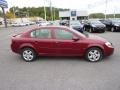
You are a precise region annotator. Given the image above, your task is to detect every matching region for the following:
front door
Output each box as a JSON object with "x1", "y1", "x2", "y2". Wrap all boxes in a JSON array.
[{"x1": 53, "y1": 28, "x2": 83, "y2": 56}]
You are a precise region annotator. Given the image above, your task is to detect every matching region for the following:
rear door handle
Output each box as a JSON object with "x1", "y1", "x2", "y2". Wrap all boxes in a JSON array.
[
  {"x1": 56, "y1": 41, "x2": 60, "y2": 43},
  {"x1": 34, "y1": 41, "x2": 38, "y2": 43}
]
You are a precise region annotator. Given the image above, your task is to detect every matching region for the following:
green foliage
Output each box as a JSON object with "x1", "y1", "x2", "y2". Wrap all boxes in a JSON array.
[
  {"x1": 9, "y1": 6, "x2": 60, "y2": 20},
  {"x1": 89, "y1": 13, "x2": 120, "y2": 19},
  {"x1": 89, "y1": 13, "x2": 105, "y2": 19},
  {"x1": 0, "y1": 11, "x2": 2, "y2": 17},
  {"x1": 6, "y1": 11, "x2": 14, "y2": 19},
  {"x1": 106, "y1": 14, "x2": 120, "y2": 18}
]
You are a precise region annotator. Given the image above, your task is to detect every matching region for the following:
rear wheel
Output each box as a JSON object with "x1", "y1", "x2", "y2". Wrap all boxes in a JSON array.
[
  {"x1": 83, "y1": 27, "x2": 86, "y2": 31},
  {"x1": 21, "y1": 48, "x2": 36, "y2": 62},
  {"x1": 111, "y1": 27, "x2": 115, "y2": 32},
  {"x1": 85, "y1": 47, "x2": 103, "y2": 62}
]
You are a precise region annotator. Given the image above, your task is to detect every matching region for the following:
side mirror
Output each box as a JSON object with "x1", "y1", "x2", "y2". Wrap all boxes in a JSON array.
[{"x1": 72, "y1": 36, "x2": 79, "y2": 41}]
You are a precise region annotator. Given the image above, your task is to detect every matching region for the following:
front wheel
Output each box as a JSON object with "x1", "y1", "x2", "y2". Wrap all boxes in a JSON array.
[
  {"x1": 21, "y1": 48, "x2": 36, "y2": 62},
  {"x1": 85, "y1": 47, "x2": 103, "y2": 62},
  {"x1": 89, "y1": 28, "x2": 93, "y2": 33}
]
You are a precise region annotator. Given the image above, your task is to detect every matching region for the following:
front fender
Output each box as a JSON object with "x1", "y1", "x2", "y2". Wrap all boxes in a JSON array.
[{"x1": 85, "y1": 44, "x2": 105, "y2": 55}]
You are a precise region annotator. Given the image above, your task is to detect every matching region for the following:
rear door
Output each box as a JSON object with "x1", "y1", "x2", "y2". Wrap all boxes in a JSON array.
[{"x1": 30, "y1": 28, "x2": 57, "y2": 55}]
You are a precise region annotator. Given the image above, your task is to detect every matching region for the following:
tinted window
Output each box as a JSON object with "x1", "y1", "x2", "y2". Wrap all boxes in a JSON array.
[
  {"x1": 31, "y1": 29, "x2": 51, "y2": 39},
  {"x1": 70, "y1": 20, "x2": 81, "y2": 26},
  {"x1": 55, "y1": 29, "x2": 73, "y2": 40}
]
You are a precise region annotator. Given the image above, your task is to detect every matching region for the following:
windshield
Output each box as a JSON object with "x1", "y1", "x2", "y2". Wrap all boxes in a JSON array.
[
  {"x1": 90, "y1": 20, "x2": 102, "y2": 24},
  {"x1": 70, "y1": 27, "x2": 86, "y2": 38},
  {"x1": 70, "y1": 21, "x2": 81, "y2": 26},
  {"x1": 112, "y1": 20, "x2": 120, "y2": 24}
]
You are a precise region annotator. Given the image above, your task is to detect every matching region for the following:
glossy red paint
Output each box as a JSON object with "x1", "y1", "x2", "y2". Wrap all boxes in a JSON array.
[{"x1": 11, "y1": 26, "x2": 114, "y2": 57}]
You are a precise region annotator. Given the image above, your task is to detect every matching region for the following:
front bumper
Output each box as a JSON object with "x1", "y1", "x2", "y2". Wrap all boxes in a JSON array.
[
  {"x1": 115, "y1": 26, "x2": 120, "y2": 31},
  {"x1": 92, "y1": 27, "x2": 105, "y2": 32},
  {"x1": 104, "y1": 45, "x2": 114, "y2": 56}
]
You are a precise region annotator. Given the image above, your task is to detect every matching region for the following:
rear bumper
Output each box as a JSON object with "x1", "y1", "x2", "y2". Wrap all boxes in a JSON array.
[{"x1": 11, "y1": 43, "x2": 20, "y2": 54}]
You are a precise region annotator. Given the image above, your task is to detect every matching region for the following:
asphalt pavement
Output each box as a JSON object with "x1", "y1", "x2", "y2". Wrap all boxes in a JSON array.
[{"x1": 0, "y1": 25, "x2": 120, "y2": 90}]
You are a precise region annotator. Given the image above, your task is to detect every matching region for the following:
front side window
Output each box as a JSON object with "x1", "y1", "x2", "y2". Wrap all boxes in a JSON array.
[
  {"x1": 55, "y1": 29, "x2": 74, "y2": 40},
  {"x1": 30, "y1": 29, "x2": 51, "y2": 39}
]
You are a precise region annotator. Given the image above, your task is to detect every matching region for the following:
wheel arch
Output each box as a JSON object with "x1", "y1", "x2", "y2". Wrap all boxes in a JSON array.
[
  {"x1": 85, "y1": 45, "x2": 105, "y2": 56},
  {"x1": 19, "y1": 44, "x2": 38, "y2": 54}
]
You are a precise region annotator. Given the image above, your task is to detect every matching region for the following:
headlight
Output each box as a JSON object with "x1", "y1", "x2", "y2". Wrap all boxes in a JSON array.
[
  {"x1": 115, "y1": 24, "x2": 119, "y2": 27},
  {"x1": 92, "y1": 25, "x2": 96, "y2": 27},
  {"x1": 105, "y1": 42, "x2": 113, "y2": 48}
]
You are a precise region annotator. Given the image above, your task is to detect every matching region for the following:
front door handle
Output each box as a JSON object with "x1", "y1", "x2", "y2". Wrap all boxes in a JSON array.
[{"x1": 34, "y1": 41, "x2": 38, "y2": 43}]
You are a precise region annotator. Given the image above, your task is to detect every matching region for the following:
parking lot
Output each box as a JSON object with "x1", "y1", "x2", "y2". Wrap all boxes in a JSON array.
[{"x1": 0, "y1": 25, "x2": 120, "y2": 90}]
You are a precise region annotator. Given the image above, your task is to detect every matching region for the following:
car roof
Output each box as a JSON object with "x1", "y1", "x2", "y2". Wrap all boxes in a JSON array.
[
  {"x1": 39, "y1": 25, "x2": 69, "y2": 29},
  {"x1": 29, "y1": 25, "x2": 70, "y2": 31}
]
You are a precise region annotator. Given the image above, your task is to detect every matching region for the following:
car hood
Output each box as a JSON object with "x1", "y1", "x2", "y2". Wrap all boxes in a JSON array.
[
  {"x1": 87, "y1": 34, "x2": 107, "y2": 42},
  {"x1": 71, "y1": 25, "x2": 83, "y2": 28},
  {"x1": 91, "y1": 24, "x2": 105, "y2": 27},
  {"x1": 113, "y1": 23, "x2": 120, "y2": 26}
]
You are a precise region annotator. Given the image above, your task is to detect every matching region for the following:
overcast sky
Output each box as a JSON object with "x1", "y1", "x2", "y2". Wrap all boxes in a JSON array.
[{"x1": 4, "y1": 0, "x2": 120, "y2": 14}]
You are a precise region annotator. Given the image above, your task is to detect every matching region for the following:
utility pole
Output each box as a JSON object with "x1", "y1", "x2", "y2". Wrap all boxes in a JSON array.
[
  {"x1": 2, "y1": 7, "x2": 7, "y2": 28},
  {"x1": 44, "y1": 0, "x2": 47, "y2": 21},
  {"x1": 87, "y1": 4, "x2": 90, "y2": 20},
  {"x1": 105, "y1": 0, "x2": 107, "y2": 20},
  {"x1": 50, "y1": 0, "x2": 53, "y2": 21},
  {"x1": 53, "y1": 7, "x2": 55, "y2": 20},
  {"x1": 114, "y1": 9, "x2": 115, "y2": 19},
  {"x1": 13, "y1": 7, "x2": 16, "y2": 18}
]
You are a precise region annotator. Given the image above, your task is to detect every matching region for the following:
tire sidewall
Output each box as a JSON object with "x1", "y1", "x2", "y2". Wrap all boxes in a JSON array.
[
  {"x1": 21, "y1": 48, "x2": 36, "y2": 62},
  {"x1": 85, "y1": 47, "x2": 103, "y2": 62},
  {"x1": 111, "y1": 27, "x2": 114, "y2": 32}
]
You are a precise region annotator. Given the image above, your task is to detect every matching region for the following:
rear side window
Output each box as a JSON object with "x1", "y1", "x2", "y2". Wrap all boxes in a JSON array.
[{"x1": 30, "y1": 29, "x2": 51, "y2": 39}]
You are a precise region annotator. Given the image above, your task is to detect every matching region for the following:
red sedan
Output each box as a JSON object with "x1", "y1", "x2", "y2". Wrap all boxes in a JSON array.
[{"x1": 11, "y1": 26, "x2": 114, "y2": 62}]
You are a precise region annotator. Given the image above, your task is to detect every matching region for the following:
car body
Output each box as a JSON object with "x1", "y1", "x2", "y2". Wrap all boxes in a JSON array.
[
  {"x1": 59, "y1": 20, "x2": 69, "y2": 26},
  {"x1": 100, "y1": 19, "x2": 120, "y2": 32},
  {"x1": 51, "y1": 20, "x2": 61, "y2": 26},
  {"x1": 69, "y1": 20, "x2": 84, "y2": 33},
  {"x1": 84, "y1": 20, "x2": 106, "y2": 33},
  {"x1": 23, "y1": 21, "x2": 36, "y2": 26},
  {"x1": 29, "y1": 21, "x2": 36, "y2": 25},
  {"x1": 23, "y1": 22, "x2": 30, "y2": 26},
  {"x1": 11, "y1": 26, "x2": 114, "y2": 62},
  {"x1": 38, "y1": 21, "x2": 50, "y2": 26},
  {"x1": 11, "y1": 22, "x2": 26, "y2": 27}
]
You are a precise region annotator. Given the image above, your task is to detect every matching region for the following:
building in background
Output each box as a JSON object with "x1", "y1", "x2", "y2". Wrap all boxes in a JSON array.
[{"x1": 59, "y1": 10, "x2": 88, "y2": 20}]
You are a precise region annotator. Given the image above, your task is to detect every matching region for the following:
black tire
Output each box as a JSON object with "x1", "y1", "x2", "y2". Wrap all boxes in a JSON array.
[
  {"x1": 111, "y1": 27, "x2": 115, "y2": 32},
  {"x1": 101, "y1": 30, "x2": 105, "y2": 33},
  {"x1": 85, "y1": 47, "x2": 103, "y2": 62},
  {"x1": 21, "y1": 48, "x2": 36, "y2": 62},
  {"x1": 89, "y1": 27, "x2": 93, "y2": 33},
  {"x1": 83, "y1": 27, "x2": 86, "y2": 31}
]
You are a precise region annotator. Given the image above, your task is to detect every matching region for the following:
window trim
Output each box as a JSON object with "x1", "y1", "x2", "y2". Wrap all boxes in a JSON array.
[
  {"x1": 30, "y1": 29, "x2": 52, "y2": 39},
  {"x1": 54, "y1": 29, "x2": 76, "y2": 40}
]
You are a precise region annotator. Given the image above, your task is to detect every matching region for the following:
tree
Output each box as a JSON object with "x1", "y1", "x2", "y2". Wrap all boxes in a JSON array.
[
  {"x1": 0, "y1": 10, "x2": 2, "y2": 17},
  {"x1": 6, "y1": 11, "x2": 14, "y2": 19},
  {"x1": 89, "y1": 13, "x2": 105, "y2": 19},
  {"x1": 10, "y1": 6, "x2": 19, "y2": 13},
  {"x1": 9, "y1": 6, "x2": 60, "y2": 20}
]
